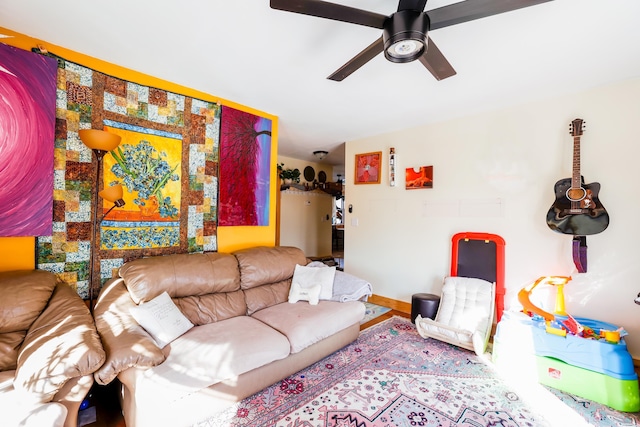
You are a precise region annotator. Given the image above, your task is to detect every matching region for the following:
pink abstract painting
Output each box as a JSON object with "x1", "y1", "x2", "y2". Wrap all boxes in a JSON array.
[
  {"x1": 219, "y1": 106, "x2": 272, "y2": 226},
  {"x1": 0, "y1": 44, "x2": 56, "y2": 236}
]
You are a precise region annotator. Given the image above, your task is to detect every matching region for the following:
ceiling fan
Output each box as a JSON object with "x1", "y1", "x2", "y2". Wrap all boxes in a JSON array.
[{"x1": 270, "y1": 0, "x2": 552, "y2": 81}]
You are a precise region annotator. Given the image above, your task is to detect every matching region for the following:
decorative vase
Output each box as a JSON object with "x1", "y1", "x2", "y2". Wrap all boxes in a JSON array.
[
  {"x1": 284, "y1": 178, "x2": 293, "y2": 185},
  {"x1": 138, "y1": 195, "x2": 159, "y2": 218}
]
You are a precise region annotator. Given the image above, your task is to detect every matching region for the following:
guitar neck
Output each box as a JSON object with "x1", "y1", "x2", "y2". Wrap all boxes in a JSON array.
[{"x1": 572, "y1": 135, "x2": 581, "y2": 188}]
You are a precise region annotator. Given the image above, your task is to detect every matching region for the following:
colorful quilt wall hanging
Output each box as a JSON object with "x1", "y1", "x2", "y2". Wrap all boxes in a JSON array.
[{"x1": 36, "y1": 55, "x2": 220, "y2": 298}]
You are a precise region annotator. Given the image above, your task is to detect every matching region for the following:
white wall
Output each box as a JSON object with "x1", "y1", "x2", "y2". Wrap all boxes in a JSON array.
[
  {"x1": 345, "y1": 77, "x2": 640, "y2": 357},
  {"x1": 278, "y1": 155, "x2": 335, "y2": 257},
  {"x1": 279, "y1": 189, "x2": 333, "y2": 257}
]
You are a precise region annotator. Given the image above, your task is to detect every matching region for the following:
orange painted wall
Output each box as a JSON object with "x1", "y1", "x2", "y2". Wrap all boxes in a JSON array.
[
  {"x1": 0, "y1": 237, "x2": 36, "y2": 270},
  {"x1": 0, "y1": 26, "x2": 277, "y2": 270}
]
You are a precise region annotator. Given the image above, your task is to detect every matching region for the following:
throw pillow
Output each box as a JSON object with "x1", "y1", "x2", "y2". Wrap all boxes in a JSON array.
[
  {"x1": 130, "y1": 291, "x2": 194, "y2": 348},
  {"x1": 288, "y1": 282, "x2": 321, "y2": 305},
  {"x1": 291, "y1": 264, "x2": 336, "y2": 301}
]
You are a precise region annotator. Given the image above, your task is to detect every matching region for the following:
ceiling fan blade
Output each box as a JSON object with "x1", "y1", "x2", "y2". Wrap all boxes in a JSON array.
[
  {"x1": 418, "y1": 37, "x2": 456, "y2": 81},
  {"x1": 428, "y1": 0, "x2": 553, "y2": 31},
  {"x1": 327, "y1": 37, "x2": 384, "y2": 81},
  {"x1": 270, "y1": 0, "x2": 387, "y2": 29},
  {"x1": 397, "y1": 0, "x2": 428, "y2": 12}
]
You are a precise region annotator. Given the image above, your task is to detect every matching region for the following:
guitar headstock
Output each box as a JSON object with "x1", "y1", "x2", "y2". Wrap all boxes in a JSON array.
[{"x1": 569, "y1": 118, "x2": 585, "y2": 136}]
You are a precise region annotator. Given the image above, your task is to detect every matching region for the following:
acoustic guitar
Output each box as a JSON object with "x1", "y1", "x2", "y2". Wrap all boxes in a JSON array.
[{"x1": 546, "y1": 118, "x2": 609, "y2": 235}]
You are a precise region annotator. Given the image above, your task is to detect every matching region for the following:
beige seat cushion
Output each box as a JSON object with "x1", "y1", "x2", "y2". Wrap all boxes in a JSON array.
[
  {"x1": 0, "y1": 371, "x2": 67, "y2": 427},
  {"x1": 251, "y1": 301, "x2": 365, "y2": 354},
  {"x1": 134, "y1": 316, "x2": 291, "y2": 402}
]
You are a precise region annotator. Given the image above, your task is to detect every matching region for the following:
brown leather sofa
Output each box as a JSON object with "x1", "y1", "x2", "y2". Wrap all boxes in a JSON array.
[
  {"x1": 0, "y1": 270, "x2": 106, "y2": 427},
  {"x1": 93, "y1": 246, "x2": 365, "y2": 427}
]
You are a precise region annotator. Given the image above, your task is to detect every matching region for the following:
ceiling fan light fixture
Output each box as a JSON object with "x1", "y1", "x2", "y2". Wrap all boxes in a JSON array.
[
  {"x1": 388, "y1": 39, "x2": 421, "y2": 58},
  {"x1": 383, "y1": 10, "x2": 429, "y2": 63}
]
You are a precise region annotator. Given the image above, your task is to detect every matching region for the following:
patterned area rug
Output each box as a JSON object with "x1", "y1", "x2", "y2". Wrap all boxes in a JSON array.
[
  {"x1": 361, "y1": 302, "x2": 391, "y2": 324},
  {"x1": 196, "y1": 316, "x2": 640, "y2": 427}
]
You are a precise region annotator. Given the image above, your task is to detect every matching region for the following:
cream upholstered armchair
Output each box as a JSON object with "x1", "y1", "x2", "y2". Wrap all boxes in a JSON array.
[
  {"x1": 0, "y1": 270, "x2": 105, "y2": 427},
  {"x1": 415, "y1": 276, "x2": 495, "y2": 356}
]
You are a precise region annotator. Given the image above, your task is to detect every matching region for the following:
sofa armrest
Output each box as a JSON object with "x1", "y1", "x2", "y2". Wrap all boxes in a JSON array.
[
  {"x1": 14, "y1": 283, "x2": 106, "y2": 402},
  {"x1": 93, "y1": 278, "x2": 165, "y2": 385}
]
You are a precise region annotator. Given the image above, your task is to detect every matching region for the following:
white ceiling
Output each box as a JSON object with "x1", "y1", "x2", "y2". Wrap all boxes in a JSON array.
[{"x1": 2, "y1": 1, "x2": 640, "y2": 167}]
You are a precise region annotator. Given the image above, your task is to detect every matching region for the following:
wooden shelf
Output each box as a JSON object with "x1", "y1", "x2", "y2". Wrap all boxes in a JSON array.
[{"x1": 280, "y1": 182, "x2": 343, "y2": 197}]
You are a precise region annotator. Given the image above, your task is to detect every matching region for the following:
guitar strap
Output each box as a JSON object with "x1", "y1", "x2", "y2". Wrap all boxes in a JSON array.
[{"x1": 572, "y1": 236, "x2": 587, "y2": 273}]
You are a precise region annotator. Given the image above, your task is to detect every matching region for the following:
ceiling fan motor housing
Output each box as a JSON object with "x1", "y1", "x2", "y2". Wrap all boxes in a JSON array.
[{"x1": 383, "y1": 10, "x2": 430, "y2": 63}]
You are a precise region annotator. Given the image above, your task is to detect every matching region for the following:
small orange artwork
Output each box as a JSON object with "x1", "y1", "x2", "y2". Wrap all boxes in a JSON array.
[
  {"x1": 406, "y1": 166, "x2": 433, "y2": 189},
  {"x1": 355, "y1": 151, "x2": 382, "y2": 184}
]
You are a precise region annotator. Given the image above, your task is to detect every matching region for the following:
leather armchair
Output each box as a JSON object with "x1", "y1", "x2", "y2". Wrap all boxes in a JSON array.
[{"x1": 0, "y1": 270, "x2": 105, "y2": 427}]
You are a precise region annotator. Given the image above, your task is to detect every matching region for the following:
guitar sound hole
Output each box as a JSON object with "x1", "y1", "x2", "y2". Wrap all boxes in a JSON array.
[{"x1": 566, "y1": 187, "x2": 586, "y2": 202}]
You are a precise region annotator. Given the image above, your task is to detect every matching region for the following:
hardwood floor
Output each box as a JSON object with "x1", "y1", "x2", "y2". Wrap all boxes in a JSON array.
[{"x1": 82, "y1": 297, "x2": 408, "y2": 427}]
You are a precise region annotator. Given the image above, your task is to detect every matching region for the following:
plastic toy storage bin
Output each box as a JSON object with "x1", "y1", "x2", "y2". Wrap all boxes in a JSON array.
[
  {"x1": 536, "y1": 355, "x2": 640, "y2": 412},
  {"x1": 493, "y1": 312, "x2": 640, "y2": 412},
  {"x1": 532, "y1": 315, "x2": 639, "y2": 412},
  {"x1": 530, "y1": 316, "x2": 636, "y2": 379}
]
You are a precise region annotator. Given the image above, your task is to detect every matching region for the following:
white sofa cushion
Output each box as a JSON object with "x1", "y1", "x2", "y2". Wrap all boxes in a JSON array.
[
  {"x1": 291, "y1": 264, "x2": 336, "y2": 300},
  {"x1": 136, "y1": 316, "x2": 291, "y2": 402},
  {"x1": 130, "y1": 291, "x2": 194, "y2": 348},
  {"x1": 305, "y1": 261, "x2": 372, "y2": 302},
  {"x1": 251, "y1": 300, "x2": 365, "y2": 353}
]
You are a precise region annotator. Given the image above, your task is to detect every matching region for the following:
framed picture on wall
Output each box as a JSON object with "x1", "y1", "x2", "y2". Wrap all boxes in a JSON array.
[
  {"x1": 406, "y1": 165, "x2": 433, "y2": 189},
  {"x1": 354, "y1": 151, "x2": 382, "y2": 184}
]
